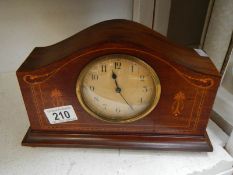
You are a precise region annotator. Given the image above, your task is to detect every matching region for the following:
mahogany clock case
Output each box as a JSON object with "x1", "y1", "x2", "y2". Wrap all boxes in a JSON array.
[{"x1": 17, "y1": 19, "x2": 220, "y2": 151}]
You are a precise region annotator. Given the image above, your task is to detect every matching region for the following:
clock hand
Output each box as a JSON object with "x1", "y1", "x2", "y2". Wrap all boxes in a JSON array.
[
  {"x1": 119, "y1": 92, "x2": 134, "y2": 111},
  {"x1": 112, "y1": 70, "x2": 120, "y2": 90},
  {"x1": 112, "y1": 70, "x2": 134, "y2": 111}
]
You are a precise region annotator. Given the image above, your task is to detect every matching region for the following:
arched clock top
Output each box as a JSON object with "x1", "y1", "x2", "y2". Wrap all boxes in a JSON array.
[{"x1": 17, "y1": 19, "x2": 220, "y2": 78}]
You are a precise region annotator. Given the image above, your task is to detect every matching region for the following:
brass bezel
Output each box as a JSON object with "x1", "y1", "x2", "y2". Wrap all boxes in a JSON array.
[{"x1": 76, "y1": 54, "x2": 161, "y2": 123}]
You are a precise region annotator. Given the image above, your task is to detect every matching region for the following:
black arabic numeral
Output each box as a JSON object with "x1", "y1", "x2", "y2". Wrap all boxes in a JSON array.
[
  {"x1": 139, "y1": 75, "x2": 145, "y2": 81},
  {"x1": 143, "y1": 86, "x2": 148, "y2": 92},
  {"x1": 91, "y1": 74, "x2": 98, "y2": 80},
  {"x1": 116, "y1": 108, "x2": 121, "y2": 113},
  {"x1": 115, "y1": 62, "x2": 121, "y2": 69},
  {"x1": 53, "y1": 112, "x2": 59, "y2": 120},
  {"x1": 59, "y1": 111, "x2": 64, "y2": 119},
  {"x1": 90, "y1": 86, "x2": 95, "y2": 91},
  {"x1": 101, "y1": 65, "x2": 107, "y2": 72},
  {"x1": 64, "y1": 111, "x2": 70, "y2": 118}
]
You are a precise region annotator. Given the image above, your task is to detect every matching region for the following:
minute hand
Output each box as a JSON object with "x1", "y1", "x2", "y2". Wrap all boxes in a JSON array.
[
  {"x1": 112, "y1": 71, "x2": 134, "y2": 111},
  {"x1": 119, "y1": 92, "x2": 134, "y2": 111}
]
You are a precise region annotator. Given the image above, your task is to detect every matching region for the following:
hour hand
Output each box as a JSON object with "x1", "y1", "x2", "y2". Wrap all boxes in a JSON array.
[
  {"x1": 112, "y1": 70, "x2": 120, "y2": 91},
  {"x1": 112, "y1": 70, "x2": 117, "y2": 79}
]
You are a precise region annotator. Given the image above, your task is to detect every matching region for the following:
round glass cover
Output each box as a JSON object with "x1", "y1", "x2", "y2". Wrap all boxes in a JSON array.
[{"x1": 76, "y1": 54, "x2": 161, "y2": 123}]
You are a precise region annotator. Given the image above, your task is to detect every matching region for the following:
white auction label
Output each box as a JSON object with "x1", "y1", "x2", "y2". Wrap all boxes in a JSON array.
[
  {"x1": 44, "y1": 105, "x2": 78, "y2": 124},
  {"x1": 194, "y1": 49, "x2": 208, "y2": 57}
]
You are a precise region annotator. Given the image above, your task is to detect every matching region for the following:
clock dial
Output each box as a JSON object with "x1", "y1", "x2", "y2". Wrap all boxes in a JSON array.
[{"x1": 76, "y1": 54, "x2": 161, "y2": 123}]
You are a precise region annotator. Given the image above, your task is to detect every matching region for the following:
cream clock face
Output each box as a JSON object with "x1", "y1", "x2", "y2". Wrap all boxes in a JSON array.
[{"x1": 76, "y1": 54, "x2": 161, "y2": 123}]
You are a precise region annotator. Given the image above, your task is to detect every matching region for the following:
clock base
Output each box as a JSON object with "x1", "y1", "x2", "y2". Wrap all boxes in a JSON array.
[{"x1": 22, "y1": 128, "x2": 213, "y2": 152}]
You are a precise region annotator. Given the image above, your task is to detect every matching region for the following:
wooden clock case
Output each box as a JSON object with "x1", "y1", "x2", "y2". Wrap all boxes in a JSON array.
[{"x1": 17, "y1": 19, "x2": 220, "y2": 151}]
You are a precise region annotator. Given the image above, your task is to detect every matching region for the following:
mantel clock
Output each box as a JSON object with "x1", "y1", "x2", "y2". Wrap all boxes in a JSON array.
[{"x1": 17, "y1": 19, "x2": 220, "y2": 151}]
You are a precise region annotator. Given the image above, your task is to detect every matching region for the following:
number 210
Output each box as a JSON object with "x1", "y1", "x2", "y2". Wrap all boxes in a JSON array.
[{"x1": 53, "y1": 111, "x2": 70, "y2": 120}]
